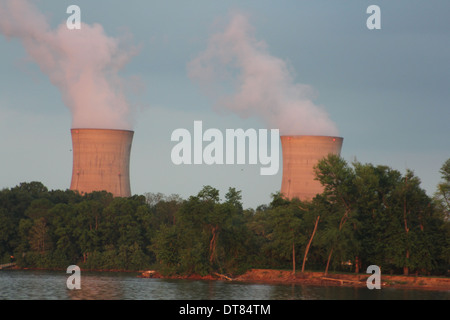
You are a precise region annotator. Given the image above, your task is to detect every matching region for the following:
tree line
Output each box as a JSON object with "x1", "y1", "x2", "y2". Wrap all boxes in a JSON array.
[{"x1": 0, "y1": 156, "x2": 449, "y2": 276}]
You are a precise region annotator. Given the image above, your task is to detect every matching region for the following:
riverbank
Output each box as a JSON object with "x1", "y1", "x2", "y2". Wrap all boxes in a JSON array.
[
  {"x1": 7, "y1": 265, "x2": 449, "y2": 292},
  {"x1": 140, "y1": 268, "x2": 450, "y2": 292}
]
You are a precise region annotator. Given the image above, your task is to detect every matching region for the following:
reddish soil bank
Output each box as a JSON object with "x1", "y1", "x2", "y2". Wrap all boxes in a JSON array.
[{"x1": 140, "y1": 269, "x2": 450, "y2": 292}]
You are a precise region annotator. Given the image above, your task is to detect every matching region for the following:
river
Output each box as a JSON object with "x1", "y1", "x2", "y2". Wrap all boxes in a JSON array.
[{"x1": 0, "y1": 269, "x2": 448, "y2": 300}]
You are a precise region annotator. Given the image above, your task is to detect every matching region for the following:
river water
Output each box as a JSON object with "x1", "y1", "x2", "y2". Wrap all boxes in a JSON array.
[{"x1": 0, "y1": 269, "x2": 448, "y2": 300}]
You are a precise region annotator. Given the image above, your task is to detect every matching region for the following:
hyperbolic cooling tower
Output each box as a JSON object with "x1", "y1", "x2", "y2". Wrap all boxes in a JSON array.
[
  {"x1": 70, "y1": 128, "x2": 134, "y2": 197},
  {"x1": 281, "y1": 135, "x2": 343, "y2": 201}
]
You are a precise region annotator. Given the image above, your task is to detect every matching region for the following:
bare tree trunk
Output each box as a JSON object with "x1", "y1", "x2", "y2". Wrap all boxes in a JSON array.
[
  {"x1": 324, "y1": 248, "x2": 333, "y2": 275},
  {"x1": 404, "y1": 250, "x2": 409, "y2": 276},
  {"x1": 209, "y1": 225, "x2": 219, "y2": 264},
  {"x1": 324, "y1": 210, "x2": 348, "y2": 275},
  {"x1": 292, "y1": 241, "x2": 296, "y2": 274},
  {"x1": 355, "y1": 256, "x2": 360, "y2": 273},
  {"x1": 403, "y1": 176, "x2": 410, "y2": 276},
  {"x1": 302, "y1": 215, "x2": 320, "y2": 273}
]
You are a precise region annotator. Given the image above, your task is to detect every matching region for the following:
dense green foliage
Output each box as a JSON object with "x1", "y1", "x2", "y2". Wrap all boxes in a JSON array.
[{"x1": 0, "y1": 157, "x2": 449, "y2": 276}]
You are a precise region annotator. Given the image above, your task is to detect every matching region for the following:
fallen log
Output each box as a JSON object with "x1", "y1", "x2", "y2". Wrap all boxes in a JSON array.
[
  {"x1": 320, "y1": 277, "x2": 362, "y2": 285},
  {"x1": 214, "y1": 273, "x2": 233, "y2": 281}
]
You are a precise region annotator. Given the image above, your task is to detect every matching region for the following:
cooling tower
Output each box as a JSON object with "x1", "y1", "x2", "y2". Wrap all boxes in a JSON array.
[
  {"x1": 70, "y1": 128, "x2": 134, "y2": 197},
  {"x1": 281, "y1": 135, "x2": 343, "y2": 201}
]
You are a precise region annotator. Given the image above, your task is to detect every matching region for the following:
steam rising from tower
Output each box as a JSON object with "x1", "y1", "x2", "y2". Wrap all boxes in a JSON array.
[
  {"x1": 0, "y1": 0, "x2": 138, "y2": 196},
  {"x1": 0, "y1": 0, "x2": 139, "y2": 130},
  {"x1": 189, "y1": 12, "x2": 344, "y2": 201},
  {"x1": 188, "y1": 12, "x2": 338, "y2": 136}
]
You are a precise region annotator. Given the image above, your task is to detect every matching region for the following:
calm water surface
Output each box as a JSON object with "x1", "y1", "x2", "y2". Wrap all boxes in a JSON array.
[{"x1": 0, "y1": 270, "x2": 448, "y2": 300}]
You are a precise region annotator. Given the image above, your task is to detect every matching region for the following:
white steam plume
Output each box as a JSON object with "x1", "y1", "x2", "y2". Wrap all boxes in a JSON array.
[
  {"x1": 188, "y1": 12, "x2": 338, "y2": 136},
  {"x1": 0, "y1": 0, "x2": 139, "y2": 130}
]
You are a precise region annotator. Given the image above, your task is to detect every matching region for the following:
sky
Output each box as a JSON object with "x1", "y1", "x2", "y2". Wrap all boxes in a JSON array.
[{"x1": 0, "y1": 0, "x2": 449, "y2": 209}]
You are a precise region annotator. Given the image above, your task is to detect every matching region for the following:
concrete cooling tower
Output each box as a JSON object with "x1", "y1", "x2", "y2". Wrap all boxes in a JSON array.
[
  {"x1": 70, "y1": 128, "x2": 134, "y2": 197},
  {"x1": 281, "y1": 135, "x2": 343, "y2": 201}
]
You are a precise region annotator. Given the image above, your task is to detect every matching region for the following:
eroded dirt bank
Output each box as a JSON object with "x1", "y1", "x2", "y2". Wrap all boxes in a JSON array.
[{"x1": 140, "y1": 268, "x2": 450, "y2": 291}]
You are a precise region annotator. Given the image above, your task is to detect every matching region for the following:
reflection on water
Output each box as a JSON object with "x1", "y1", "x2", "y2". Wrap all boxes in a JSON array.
[{"x1": 0, "y1": 270, "x2": 448, "y2": 300}]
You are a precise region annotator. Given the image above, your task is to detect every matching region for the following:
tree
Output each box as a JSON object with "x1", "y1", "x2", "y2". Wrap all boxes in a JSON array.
[
  {"x1": 314, "y1": 155, "x2": 356, "y2": 274},
  {"x1": 359, "y1": 168, "x2": 441, "y2": 275},
  {"x1": 159, "y1": 186, "x2": 220, "y2": 275},
  {"x1": 24, "y1": 198, "x2": 53, "y2": 220},
  {"x1": 435, "y1": 158, "x2": 450, "y2": 220},
  {"x1": 0, "y1": 208, "x2": 16, "y2": 263},
  {"x1": 263, "y1": 193, "x2": 305, "y2": 273},
  {"x1": 74, "y1": 200, "x2": 102, "y2": 263},
  {"x1": 28, "y1": 217, "x2": 51, "y2": 254},
  {"x1": 225, "y1": 187, "x2": 243, "y2": 212},
  {"x1": 268, "y1": 205, "x2": 303, "y2": 273},
  {"x1": 245, "y1": 205, "x2": 273, "y2": 268},
  {"x1": 151, "y1": 186, "x2": 252, "y2": 276},
  {"x1": 51, "y1": 203, "x2": 78, "y2": 266},
  {"x1": 435, "y1": 158, "x2": 450, "y2": 268},
  {"x1": 152, "y1": 224, "x2": 180, "y2": 274},
  {"x1": 351, "y1": 163, "x2": 401, "y2": 273},
  {"x1": 15, "y1": 181, "x2": 48, "y2": 197},
  {"x1": 301, "y1": 209, "x2": 320, "y2": 273}
]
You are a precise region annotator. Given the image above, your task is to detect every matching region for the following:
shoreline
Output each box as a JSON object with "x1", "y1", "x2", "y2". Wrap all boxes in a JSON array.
[
  {"x1": 5, "y1": 266, "x2": 449, "y2": 292},
  {"x1": 140, "y1": 268, "x2": 450, "y2": 292}
]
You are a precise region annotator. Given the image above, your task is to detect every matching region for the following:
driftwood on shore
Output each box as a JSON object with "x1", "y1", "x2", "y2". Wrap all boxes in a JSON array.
[
  {"x1": 214, "y1": 272, "x2": 233, "y2": 281},
  {"x1": 320, "y1": 277, "x2": 364, "y2": 285}
]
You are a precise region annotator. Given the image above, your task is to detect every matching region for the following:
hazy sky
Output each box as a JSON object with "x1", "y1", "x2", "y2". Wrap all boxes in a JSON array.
[{"x1": 1, "y1": 0, "x2": 449, "y2": 209}]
